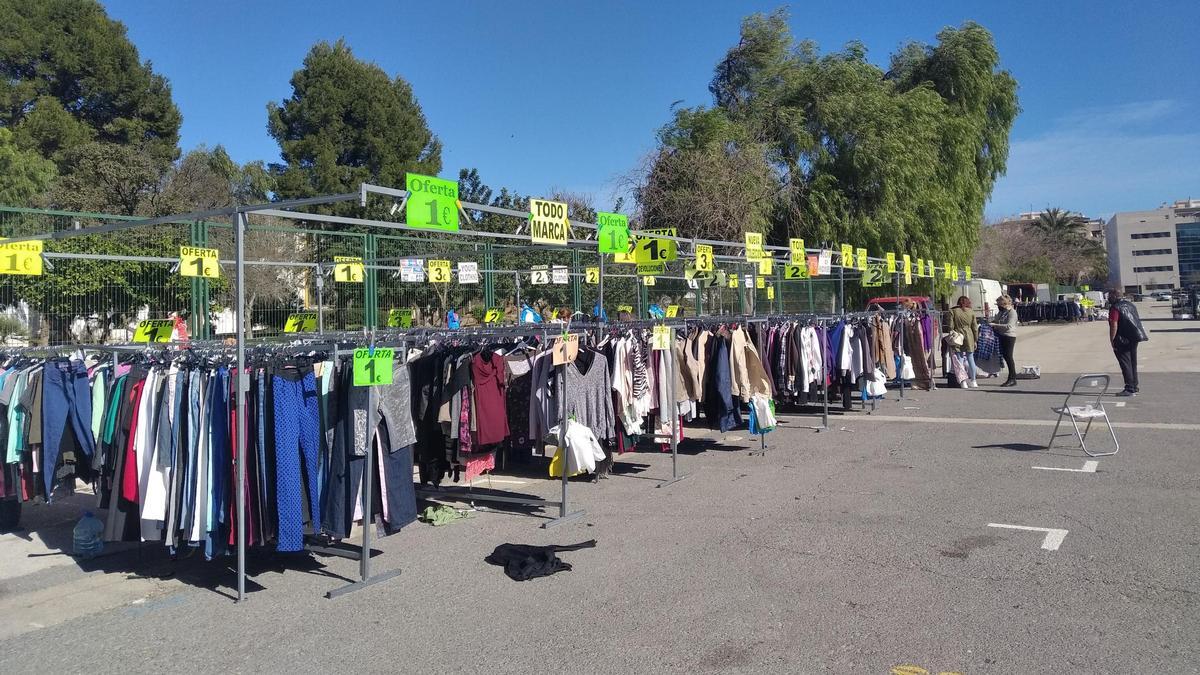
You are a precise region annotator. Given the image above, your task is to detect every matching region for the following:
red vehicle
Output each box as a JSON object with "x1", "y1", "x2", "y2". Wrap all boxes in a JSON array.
[{"x1": 865, "y1": 295, "x2": 933, "y2": 311}]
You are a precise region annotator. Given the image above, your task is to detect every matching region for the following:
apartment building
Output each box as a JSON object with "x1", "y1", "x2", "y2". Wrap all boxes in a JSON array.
[{"x1": 1105, "y1": 199, "x2": 1200, "y2": 293}]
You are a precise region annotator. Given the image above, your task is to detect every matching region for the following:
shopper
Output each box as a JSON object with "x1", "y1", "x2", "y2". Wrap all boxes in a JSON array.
[
  {"x1": 990, "y1": 294, "x2": 1019, "y2": 387},
  {"x1": 948, "y1": 296, "x2": 980, "y2": 388},
  {"x1": 1108, "y1": 289, "x2": 1148, "y2": 396}
]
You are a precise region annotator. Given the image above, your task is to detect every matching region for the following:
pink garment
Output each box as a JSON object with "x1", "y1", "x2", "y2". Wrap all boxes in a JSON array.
[{"x1": 462, "y1": 450, "x2": 496, "y2": 482}]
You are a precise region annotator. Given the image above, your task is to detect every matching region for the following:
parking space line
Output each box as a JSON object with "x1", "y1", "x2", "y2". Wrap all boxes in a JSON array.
[
  {"x1": 1032, "y1": 460, "x2": 1098, "y2": 473},
  {"x1": 987, "y1": 523, "x2": 1069, "y2": 551}
]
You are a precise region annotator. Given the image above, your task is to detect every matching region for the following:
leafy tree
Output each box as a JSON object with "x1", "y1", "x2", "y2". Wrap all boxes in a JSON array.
[
  {"x1": 0, "y1": 0, "x2": 181, "y2": 169},
  {"x1": 640, "y1": 9, "x2": 1019, "y2": 269},
  {"x1": 0, "y1": 128, "x2": 56, "y2": 206},
  {"x1": 51, "y1": 141, "x2": 170, "y2": 216},
  {"x1": 268, "y1": 39, "x2": 441, "y2": 209}
]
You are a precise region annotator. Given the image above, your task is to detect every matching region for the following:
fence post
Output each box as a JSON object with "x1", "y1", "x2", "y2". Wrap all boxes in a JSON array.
[
  {"x1": 483, "y1": 242, "x2": 495, "y2": 309},
  {"x1": 571, "y1": 248, "x2": 581, "y2": 312},
  {"x1": 364, "y1": 233, "x2": 378, "y2": 328},
  {"x1": 190, "y1": 220, "x2": 211, "y2": 339}
]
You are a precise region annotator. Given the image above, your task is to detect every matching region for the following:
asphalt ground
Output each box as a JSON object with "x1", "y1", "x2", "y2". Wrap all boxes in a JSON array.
[{"x1": 2, "y1": 367, "x2": 1197, "y2": 674}]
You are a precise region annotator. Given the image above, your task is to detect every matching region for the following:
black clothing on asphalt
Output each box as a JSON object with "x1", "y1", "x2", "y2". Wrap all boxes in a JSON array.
[{"x1": 485, "y1": 539, "x2": 597, "y2": 581}]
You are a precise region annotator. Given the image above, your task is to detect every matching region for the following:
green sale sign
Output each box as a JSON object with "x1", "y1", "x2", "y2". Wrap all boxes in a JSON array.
[
  {"x1": 405, "y1": 173, "x2": 460, "y2": 232},
  {"x1": 596, "y1": 212, "x2": 630, "y2": 253},
  {"x1": 353, "y1": 347, "x2": 395, "y2": 386}
]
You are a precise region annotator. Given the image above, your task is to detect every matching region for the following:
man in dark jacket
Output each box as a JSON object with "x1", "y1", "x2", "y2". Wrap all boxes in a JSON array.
[{"x1": 1108, "y1": 289, "x2": 1148, "y2": 396}]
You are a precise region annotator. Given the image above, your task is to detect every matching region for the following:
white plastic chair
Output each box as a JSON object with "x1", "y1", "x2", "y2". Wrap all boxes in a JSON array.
[{"x1": 1047, "y1": 373, "x2": 1119, "y2": 456}]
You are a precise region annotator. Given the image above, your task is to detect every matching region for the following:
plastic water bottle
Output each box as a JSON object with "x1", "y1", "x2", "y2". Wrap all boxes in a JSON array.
[{"x1": 72, "y1": 511, "x2": 104, "y2": 559}]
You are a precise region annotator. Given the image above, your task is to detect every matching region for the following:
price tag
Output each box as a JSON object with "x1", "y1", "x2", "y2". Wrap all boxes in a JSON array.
[
  {"x1": 728, "y1": 275, "x2": 738, "y2": 289},
  {"x1": 767, "y1": 285, "x2": 776, "y2": 300},
  {"x1": 596, "y1": 212, "x2": 630, "y2": 253},
  {"x1": 334, "y1": 256, "x2": 364, "y2": 283},
  {"x1": 0, "y1": 239, "x2": 44, "y2": 276},
  {"x1": 784, "y1": 263, "x2": 809, "y2": 280},
  {"x1": 903, "y1": 254, "x2": 912, "y2": 284},
  {"x1": 387, "y1": 308, "x2": 413, "y2": 328},
  {"x1": 352, "y1": 347, "x2": 395, "y2": 386},
  {"x1": 758, "y1": 256, "x2": 773, "y2": 275},
  {"x1": 179, "y1": 246, "x2": 220, "y2": 278},
  {"x1": 529, "y1": 198, "x2": 569, "y2": 245},
  {"x1": 405, "y1": 173, "x2": 460, "y2": 232},
  {"x1": 686, "y1": 266, "x2": 717, "y2": 288},
  {"x1": 817, "y1": 251, "x2": 832, "y2": 275},
  {"x1": 928, "y1": 260, "x2": 936, "y2": 277},
  {"x1": 530, "y1": 265, "x2": 549, "y2": 285},
  {"x1": 807, "y1": 254, "x2": 820, "y2": 278},
  {"x1": 789, "y1": 238, "x2": 805, "y2": 265},
  {"x1": 585, "y1": 266, "x2": 600, "y2": 284},
  {"x1": 943, "y1": 262, "x2": 952, "y2": 279},
  {"x1": 427, "y1": 259, "x2": 451, "y2": 283},
  {"x1": 695, "y1": 244, "x2": 713, "y2": 271},
  {"x1": 636, "y1": 261, "x2": 665, "y2": 276},
  {"x1": 651, "y1": 325, "x2": 671, "y2": 351},
  {"x1": 284, "y1": 312, "x2": 318, "y2": 333},
  {"x1": 917, "y1": 259, "x2": 925, "y2": 277},
  {"x1": 745, "y1": 232, "x2": 764, "y2": 261},
  {"x1": 886, "y1": 252, "x2": 896, "y2": 274},
  {"x1": 616, "y1": 304, "x2": 633, "y2": 314},
  {"x1": 964, "y1": 265, "x2": 972, "y2": 281},
  {"x1": 665, "y1": 305, "x2": 680, "y2": 318},
  {"x1": 133, "y1": 319, "x2": 174, "y2": 343},
  {"x1": 551, "y1": 265, "x2": 569, "y2": 284},
  {"x1": 457, "y1": 261, "x2": 479, "y2": 284},
  {"x1": 399, "y1": 258, "x2": 425, "y2": 282},
  {"x1": 643, "y1": 275, "x2": 656, "y2": 286},
  {"x1": 856, "y1": 248, "x2": 868, "y2": 271},
  {"x1": 952, "y1": 264, "x2": 960, "y2": 282},
  {"x1": 552, "y1": 334, "x2": 579, "y2": 365},
  {"x1": 840, "y1": 244, "x2": 854, "y2": 267},
  {"x1": 483, "y1": 308, "x2": 504, "y2": 324},
  {"x1": 862, "y1": 262, "x2": 886, "y2": 287},
  {"x1": 635, "y1": 227, "x2": 677, "y2": 263},
  {"x1": 755, "y1": 276, "x2": 765, "y2": 289},
  {"x1": 613, "y1": 241, "x2": 637, "y2": 264}
]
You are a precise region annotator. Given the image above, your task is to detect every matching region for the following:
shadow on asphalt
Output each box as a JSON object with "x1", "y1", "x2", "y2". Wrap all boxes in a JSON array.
[
  {"x1": 1150, "y1": 327, "x2": 1200, "y2": 333},
  {"x1": 972, "y1": 442, "x2": 1045, "y2": 452}
]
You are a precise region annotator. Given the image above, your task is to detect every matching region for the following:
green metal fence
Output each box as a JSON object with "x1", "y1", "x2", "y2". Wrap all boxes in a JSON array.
[{"x1": 1, "y1": 205, "x2": 926, "y2": 344}]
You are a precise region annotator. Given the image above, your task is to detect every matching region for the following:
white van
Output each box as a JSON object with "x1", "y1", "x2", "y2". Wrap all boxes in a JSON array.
[{"x1": 958, "y1": 278, "x2": 1004, "y2": 318}]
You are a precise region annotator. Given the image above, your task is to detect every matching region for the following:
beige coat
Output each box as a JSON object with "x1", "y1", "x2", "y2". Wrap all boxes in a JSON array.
[{"x1": 730, "y1": 327, "x2": 772, "y2": 403}]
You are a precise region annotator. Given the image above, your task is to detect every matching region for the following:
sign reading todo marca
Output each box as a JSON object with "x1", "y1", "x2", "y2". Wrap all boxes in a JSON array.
[
  {"x1": 405, "y1": 173, "x2": 460, "y2": 232},
  {"x1": 529, "y1": 199, "x2": 569, "y2": 245}
]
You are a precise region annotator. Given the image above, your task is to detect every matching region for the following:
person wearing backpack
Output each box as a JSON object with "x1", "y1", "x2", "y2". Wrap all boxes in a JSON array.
[{"x1": 1107, "y1": 289, "x2": 1148, "y2": 396}]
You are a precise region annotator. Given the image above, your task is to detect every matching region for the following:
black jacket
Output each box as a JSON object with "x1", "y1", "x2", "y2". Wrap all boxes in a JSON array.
[{"x1": 1113, "y1": 299, "x2": 1148, "y2": 343}]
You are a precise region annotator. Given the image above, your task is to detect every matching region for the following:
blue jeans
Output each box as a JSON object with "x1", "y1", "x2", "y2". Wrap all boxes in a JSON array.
[{"x1": 41, "y1": 360, "x2": 96, "y2": 499}]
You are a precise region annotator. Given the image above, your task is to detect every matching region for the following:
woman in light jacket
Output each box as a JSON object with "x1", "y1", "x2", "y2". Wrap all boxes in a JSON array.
[
  {"x1": 990, "y1": 294, "x2": 1019, "y2": 387},
  {"x1": 948, "y1": 296, "x2": 980, "y2": 388}
]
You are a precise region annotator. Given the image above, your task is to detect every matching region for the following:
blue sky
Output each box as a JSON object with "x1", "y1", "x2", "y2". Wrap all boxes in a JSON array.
[{"x1": 103, "y1": 0, "x2": 1199, "y2": 219}]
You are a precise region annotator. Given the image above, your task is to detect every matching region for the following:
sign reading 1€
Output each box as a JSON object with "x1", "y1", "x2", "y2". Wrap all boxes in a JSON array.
[
  {"x1": 529, "y1": 199, "x2": 569, "y2": 245},
  {"x1": 405, "y1": 173, "x2": 459, "y2": 232}
]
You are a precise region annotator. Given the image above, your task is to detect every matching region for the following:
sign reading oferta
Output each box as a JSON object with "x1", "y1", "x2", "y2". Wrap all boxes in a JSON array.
[{"x1": 405, "y1": 173, "x2": 460, "y2": 232}]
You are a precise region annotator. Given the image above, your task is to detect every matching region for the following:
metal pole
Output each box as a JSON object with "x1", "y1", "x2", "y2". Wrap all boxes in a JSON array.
[
  {"x1": 315, "y1": 265, "x2": 325, "y2": 335},
  {"x1": 361, "y1": 336, "x2": 376, "y2": 582},
  {"x1": 557, "y1": 363, "x2": 568, "y2": 517},
  {"x1": 598, "y1": 255, "x2": 605, "y2": 321},
  {"x1": 233, "y1": 210, "x2": 247, "y2": 603},
  {"x1": 839, "y1": 265, "x2": 845, "y2": 315},
  {"x1": 514, "y1": 272, "x2": 521, "y2": 314}
]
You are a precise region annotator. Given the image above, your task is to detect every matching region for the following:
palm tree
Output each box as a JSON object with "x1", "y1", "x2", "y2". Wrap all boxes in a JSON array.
[{"x1": 1029, "y1": 207, "x2": 1085, "y2": 240}]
